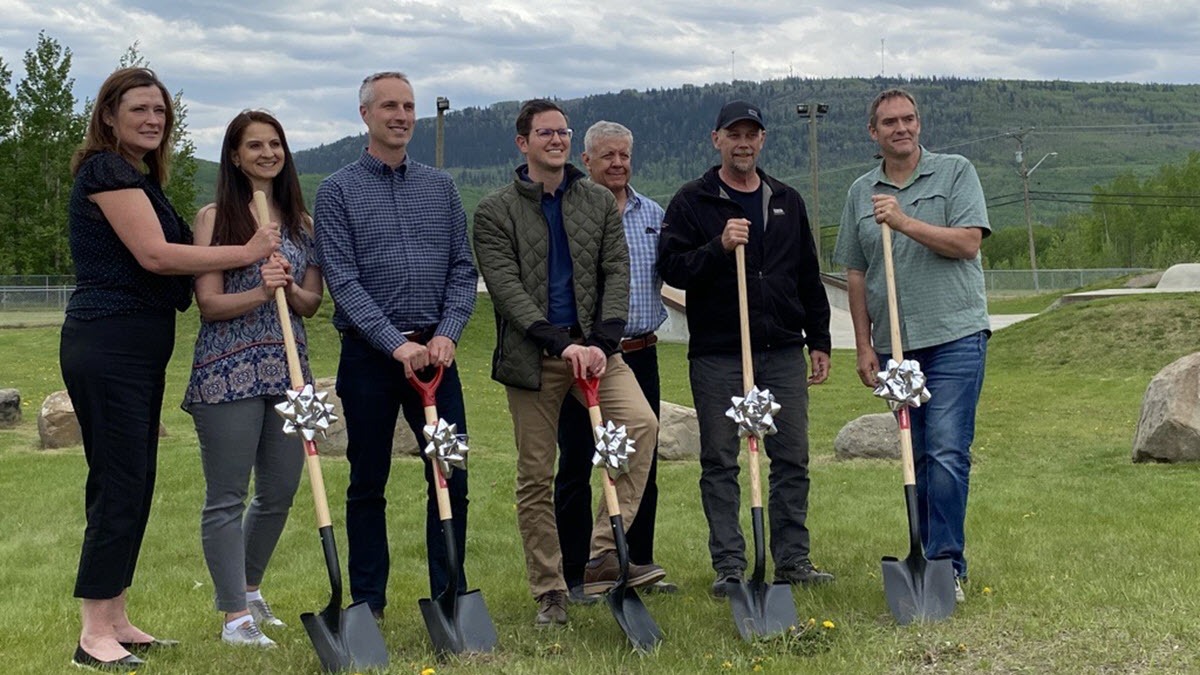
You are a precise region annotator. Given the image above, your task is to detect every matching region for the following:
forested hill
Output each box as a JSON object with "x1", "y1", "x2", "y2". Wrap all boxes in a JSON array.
[{"x1": 292, "y1": 76, "x2": 1200, "y2": 230}]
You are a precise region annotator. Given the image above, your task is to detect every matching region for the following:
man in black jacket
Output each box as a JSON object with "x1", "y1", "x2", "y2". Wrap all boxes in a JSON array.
[{"x1": 658, "y1": 100, "x2": 834, "y2": 596}]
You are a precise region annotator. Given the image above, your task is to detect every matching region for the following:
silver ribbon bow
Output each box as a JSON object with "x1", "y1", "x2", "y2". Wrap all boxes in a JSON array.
[
  {"x1": 274, "y1": 383, "x2": 338, "y2": 441},
  {"x1": 423, "y1": 418, "x2": 469, "y2": 478},
  {"x1": 592, "y1": 421, "x2": 635, "y2": 481},
  {"x1": 726, "y1": 386, "x2": 782, "y2": 438},
  {"x1": 873, "y1": 358, "x2": 932, "y2": 411}
]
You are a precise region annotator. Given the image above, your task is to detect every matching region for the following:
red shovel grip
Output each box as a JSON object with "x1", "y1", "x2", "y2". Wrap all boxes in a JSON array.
[
  {"x1": 574, "y1": 375, "x2": 601, "y2": 408},
  {"x1": 407, "y1": 365, "x2": 444, "y2": 406}
]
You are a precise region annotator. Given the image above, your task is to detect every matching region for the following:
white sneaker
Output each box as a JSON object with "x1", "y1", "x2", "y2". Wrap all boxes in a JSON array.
[
  {"x1": 222, "y1": 619, "x2": 276, "y2": 647},
  {"x1": 954, "y1": 578, "x2": 965, "y2": 603},
  {"x1": 248, "y1": 597, "x2": 286, "y2": 628}
]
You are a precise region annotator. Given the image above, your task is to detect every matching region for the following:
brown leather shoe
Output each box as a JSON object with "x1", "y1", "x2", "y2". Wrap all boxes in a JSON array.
[
  {"x1": 583, "y1": 552, "x2": 667, "y2": 595},
  {"x1": 535, "y1": 590, "x2": 568, "y2": 626}
]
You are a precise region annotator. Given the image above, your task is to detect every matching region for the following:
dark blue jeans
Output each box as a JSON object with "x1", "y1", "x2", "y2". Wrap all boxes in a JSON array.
[
  {"x1": 337, "y1": 333, "x2": 469, "y2": 608},
  {"x1": 554, "y1": 345, "x2": 661, "y2": 587},
  {"x1": 879, "y1": 330, "x2": 987, "y2": 579}
]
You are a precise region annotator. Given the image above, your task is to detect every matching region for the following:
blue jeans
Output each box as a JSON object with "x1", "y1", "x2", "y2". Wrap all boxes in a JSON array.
[
  {"x1": 879, "y1": 330, "x2": 987, "y2": 579},
  {"x1": 337, "y1": 333, "x2": 469, "y2": 608}
]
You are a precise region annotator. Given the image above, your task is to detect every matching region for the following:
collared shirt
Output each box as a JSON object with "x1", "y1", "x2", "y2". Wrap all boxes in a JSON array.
[
  {"x1": 314, "y1": 149, "x2": 477, "y2": 356},
  {"x1": 622, "y1": 185, "x2": 668, "y2": 337},
  {"x1": 833, "y1": 146, "x2": 991, "y2": 352},
  {"x1": 520, "y1": 168, "x2": 578, "y2": 327}
]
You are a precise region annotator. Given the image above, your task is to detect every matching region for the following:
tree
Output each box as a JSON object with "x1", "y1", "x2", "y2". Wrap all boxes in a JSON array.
[
  {"x1": 12, "y1": 32, "x2": 82, "y2": 274},
  {"x1": 0, "y1": 57, "x2": 17, "y2": 272}
]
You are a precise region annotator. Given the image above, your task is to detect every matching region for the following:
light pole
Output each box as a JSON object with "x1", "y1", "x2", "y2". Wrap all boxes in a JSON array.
[
  {"x1": 1018, "y1": 147, "x2": 1056, "y2": 292},
  {"x1": 435, "y1": 96, "x2": 450, "y2": 169},
  {"x1": 797, "y1": 103, "x2": 828, "y2": 257}
]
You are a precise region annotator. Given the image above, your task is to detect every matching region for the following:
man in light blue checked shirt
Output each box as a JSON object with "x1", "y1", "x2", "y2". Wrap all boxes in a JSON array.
[
  {"x1": 554, "y1": 121, "x2": 677, "y2": 602},
  {"x1": 314, "y1": 72, "x2": 477, "y2": 620}
]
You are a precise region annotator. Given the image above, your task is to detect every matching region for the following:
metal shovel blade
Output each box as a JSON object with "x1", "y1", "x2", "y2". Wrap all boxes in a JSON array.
[
  {"x1": 728, "y1": 507, "x2": 798, "y2": 641},
  {"x1": 881, "y1": 553, "x2": 956, "y2": 625},
  {"x1": 606, "y1": 585, "x2": 663, "y2": 652},
  {"x1": 301, "y1": 600, "x2": 388, "y2": 673},
  {"x1": 419, "y1": 589, "x2": 498, "y2": 655},
  {"x1": 728, "y1": 579, "x2": 798, "y2": 641},
  {"x1": 604, "y1": 515, "x2": 663, "y2": 652}
]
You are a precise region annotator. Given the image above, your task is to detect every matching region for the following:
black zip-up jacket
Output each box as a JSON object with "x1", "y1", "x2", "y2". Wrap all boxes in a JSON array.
[{"x1": 657, "y1": 165, "x2": 831, "y2": 358}]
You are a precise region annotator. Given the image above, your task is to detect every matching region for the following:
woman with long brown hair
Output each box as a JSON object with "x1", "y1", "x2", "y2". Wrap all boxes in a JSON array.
[
  {"x1": 182, "y1": 110, "x2": 322, "y2": 647},
  {"x1": 63, "y1": 68, "x2": 279, "y2": 670}
]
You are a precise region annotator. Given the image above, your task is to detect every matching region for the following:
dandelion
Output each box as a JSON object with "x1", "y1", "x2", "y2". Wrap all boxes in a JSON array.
[
  {"x1": 957, "y1": 643, "x2": 967, "y2": 652},
  {"x1": 822, "y1": 620, "x2": 835, "y2": 629},
  {"x1": 704, "y1": 653, "x2": 713, "y2": 660},
  {"x1": 722, "y1": 660, "x2": 733, "y2": 668},
  {"x1": 421, "y1": 668, "x2": 436, "y2": 675},
  {"x1": 753, "y1": 666, "x2": 763, "y2": 672},
  {"x1": 983, "y1": 586, "x2": 992, "y2": 595},
  {"x1": 807, "y1": 617, "x2": 816, "y2": 627}
]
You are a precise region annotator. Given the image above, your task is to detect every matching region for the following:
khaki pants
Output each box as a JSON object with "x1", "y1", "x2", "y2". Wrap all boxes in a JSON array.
[{"x1": 506, "y1": 354, "x2": 657, "y2": 598}]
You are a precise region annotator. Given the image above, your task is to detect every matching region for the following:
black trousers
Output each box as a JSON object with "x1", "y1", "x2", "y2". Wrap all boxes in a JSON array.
[
  {"x1": 336, "y1": 333, "x2": 469, "y2": 608},
  {"x1": 61, "y1": 311, "x2": 175, "y2": 599},
  {"x1": 555, "y1": 345, "x2": 661, "y2": 587}
]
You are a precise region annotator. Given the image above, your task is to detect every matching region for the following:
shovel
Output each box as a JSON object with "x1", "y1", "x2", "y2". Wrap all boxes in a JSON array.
[
  {"x1": 725, "y1": 244, "x2": 799, "y2": 642},
  {"x1": 408, "y1": 366, "x2": 498, "y2": 655},
  {"x1": 253, "y1": 192, "x2": 389, "y2": 671},
  {"x1": 575, "y1": 375, "x2": 663, "y2": 652},
  {"x1": 877, "y1": 221, "x2": 957, "y2": 625}
]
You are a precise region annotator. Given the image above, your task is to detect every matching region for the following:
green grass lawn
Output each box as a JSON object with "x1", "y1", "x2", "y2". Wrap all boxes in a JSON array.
[{"x1": 2, "y1": 294, "x2": 1199, "y2": 673}]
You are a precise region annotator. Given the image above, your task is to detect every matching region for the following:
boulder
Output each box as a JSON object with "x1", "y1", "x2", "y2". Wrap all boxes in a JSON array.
[
  {"x1": 1123, "y1": 270, "x2": 1163, "y2": 288},
  {"x1": 834, "y1": 413, "x2": 900, "y2": 460},
  {"x1": 0, "y1": 388, "x2": 19, "y2": 428},
  {"x1": 36, "y1": 390, "x2": 169, "y2": 450},
  {"x1": 1132, "y1": 353, "x2": 1200, "y2": 463},
  {"x1": 311, "y1": 377, "x2": 420, "y2": 457},
  {"x1": 38, "y1": 390, "x2": 82, "y2": 449},
  {"x1": 658, "y1": 401, "x2": 700, "y2": 460}
]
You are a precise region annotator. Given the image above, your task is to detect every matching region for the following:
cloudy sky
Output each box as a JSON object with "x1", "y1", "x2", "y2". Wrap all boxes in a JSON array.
[{"x1": 2, "y1": 0, "x2": 1198, "y2": 160}]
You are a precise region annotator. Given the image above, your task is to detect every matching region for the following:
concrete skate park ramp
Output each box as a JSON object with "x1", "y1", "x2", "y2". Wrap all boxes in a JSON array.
[
  {"x1": 1053, "y1": 263, "x2": 1200, "y2": 308},
  {"x1": 1157, "y1": 264, "x2": 1200, "y2": 290}
]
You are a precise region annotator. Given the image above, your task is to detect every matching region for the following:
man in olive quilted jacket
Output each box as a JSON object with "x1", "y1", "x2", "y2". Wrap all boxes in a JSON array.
[{"x1": 473, "y1": 99, "x2": 662, "y2": 627}]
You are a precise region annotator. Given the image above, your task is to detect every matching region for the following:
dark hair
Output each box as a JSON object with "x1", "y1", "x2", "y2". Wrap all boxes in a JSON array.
[
  {"x1": 515, "y1": 99, "x2": 567, "y2": 137},
  {"x1": 212, "y1": 110, "x2": 310, "y2": 246},
  {"x1": 72, "y1": 67, "x2": 174, "y2": 183},
  {"x1": 868, "y1": 88, "x2": 919, "y2": 128}
]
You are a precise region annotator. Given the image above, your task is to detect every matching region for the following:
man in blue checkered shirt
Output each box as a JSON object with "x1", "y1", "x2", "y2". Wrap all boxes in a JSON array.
[
  {"x1": 553, "y1": 121, "x2": 677, "y2": 604},
  {"x1": 314, "y1": 72, "x2": 478, "y2": 620}
]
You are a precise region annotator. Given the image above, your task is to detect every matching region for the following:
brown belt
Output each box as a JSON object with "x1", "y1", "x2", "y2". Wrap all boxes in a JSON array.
[{"x1": 620, "y1": 333, "x2": 658, "y2": 353}]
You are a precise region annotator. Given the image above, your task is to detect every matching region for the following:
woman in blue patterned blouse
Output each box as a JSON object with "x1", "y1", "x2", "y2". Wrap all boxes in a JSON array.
[{"x1": 182, "y1": 110, "x2": 323, "y2": 647}]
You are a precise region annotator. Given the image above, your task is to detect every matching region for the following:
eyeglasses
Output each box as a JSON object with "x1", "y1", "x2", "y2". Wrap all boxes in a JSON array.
[{"x1": 532, "y1": 128, "x2": 573, "y2": 140}]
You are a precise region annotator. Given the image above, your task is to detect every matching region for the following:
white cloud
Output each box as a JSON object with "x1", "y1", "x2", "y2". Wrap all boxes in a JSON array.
[{"x1": 1, "y1": 0, "x2": 1197, "y2": 159}]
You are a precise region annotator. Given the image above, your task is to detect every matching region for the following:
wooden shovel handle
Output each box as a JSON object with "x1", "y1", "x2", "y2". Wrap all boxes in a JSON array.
[
  {"x1": 576, "y1": 376, "x2": 621, "y2": 517},
  {"x1": 734, "y1": 245, "x2": 764, "y2": 509},
  {"x1": 408, "y1": 367, "x2": 452, "y2": 519},
  {"x1": 879, "y1": 224, "x2": 916, "y2": 486},
  {"x1": 253, "y1": 191, "x2": 332, "y2": 528}
]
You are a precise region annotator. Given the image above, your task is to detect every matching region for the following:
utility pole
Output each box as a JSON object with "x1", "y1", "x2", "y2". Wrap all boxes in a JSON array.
[
  {"x1": 435, "y1": 96, "x2": 450, "y2": 169},
  {"x1": 1008, "y1": 127, "x2": 1055, "y2": 292},
  {"x1": 797, "y1": 103, "x2": 829, "y2": 258},
  {"x1": 880, "y1": 39, "x2": 885, "y2": 77},
  {"x1": 731, "y1": 50, "x2": 735, "y2": 81}
]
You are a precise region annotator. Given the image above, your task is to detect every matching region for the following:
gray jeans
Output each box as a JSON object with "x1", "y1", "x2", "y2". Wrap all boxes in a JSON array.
[
  {"x1": 689, "y1": 346, "x2": 813, "y2": 574},
  {"x1": 192, "y1": 397, "x2": 304, "y2": 612}
]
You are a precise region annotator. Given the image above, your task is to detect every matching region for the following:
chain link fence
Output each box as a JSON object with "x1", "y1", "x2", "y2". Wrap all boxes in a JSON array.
[{"x1": 0, "y1": 276, "x2": 75, "y2": 311}]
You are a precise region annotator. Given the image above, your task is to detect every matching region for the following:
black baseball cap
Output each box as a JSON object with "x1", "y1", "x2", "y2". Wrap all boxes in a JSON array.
[{"x1": 715, "y1": 100, "x2": 765, "y2": 130}]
